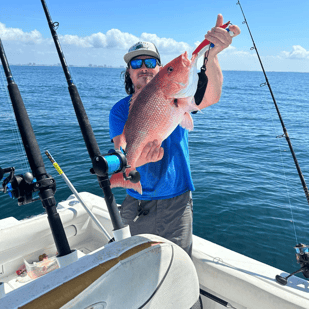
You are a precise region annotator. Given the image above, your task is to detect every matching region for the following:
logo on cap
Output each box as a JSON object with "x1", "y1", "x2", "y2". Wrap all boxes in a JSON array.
[{"x1": 130, "y1": 42, "x2": 150, "y2": 52}]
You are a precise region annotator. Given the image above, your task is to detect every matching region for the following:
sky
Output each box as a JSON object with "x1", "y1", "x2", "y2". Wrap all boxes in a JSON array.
[{"x1": 1, "y1": 0, "x2": 309, "y2": 72}]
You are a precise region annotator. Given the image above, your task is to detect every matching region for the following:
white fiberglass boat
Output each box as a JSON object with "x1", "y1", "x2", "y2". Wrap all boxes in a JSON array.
[{"x1": 0, "y1": 192, "x2": 308, "y2": 309}]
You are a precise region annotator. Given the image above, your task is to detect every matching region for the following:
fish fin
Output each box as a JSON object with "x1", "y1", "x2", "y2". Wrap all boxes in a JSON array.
[
  {"x1": 110, "y1": 171, "x2": 142, "y2": 194},
  {"x1": 180, "y1": 112, "x2": 194, "y2": 131},
  {"x1": 118, "y1": 132, "x2": 127, "y2": 151},
  {"x1": 191, "y1": 98, "x2": 203, "y2": 114}
]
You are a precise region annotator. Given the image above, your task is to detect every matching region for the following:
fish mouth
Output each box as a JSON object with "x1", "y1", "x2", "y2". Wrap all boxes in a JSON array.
[{"x1": 173, "y1": 52, "x2": 198, "y2": 98}]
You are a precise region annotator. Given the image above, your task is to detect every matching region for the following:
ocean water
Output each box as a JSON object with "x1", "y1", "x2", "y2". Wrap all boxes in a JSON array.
[{"x1": 1, "y1": 65, "x2": 309, "y2": 278}]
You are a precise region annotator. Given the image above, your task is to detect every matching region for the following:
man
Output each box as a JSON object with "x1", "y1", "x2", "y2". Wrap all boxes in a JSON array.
[{"x1": 109, "y1": 15, "x2": 240, "y2": 256}]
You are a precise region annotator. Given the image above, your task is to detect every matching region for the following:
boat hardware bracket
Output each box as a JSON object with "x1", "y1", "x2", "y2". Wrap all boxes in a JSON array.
[{"x1": 276, "y1": 243, "x2": 309, "y2": 285}]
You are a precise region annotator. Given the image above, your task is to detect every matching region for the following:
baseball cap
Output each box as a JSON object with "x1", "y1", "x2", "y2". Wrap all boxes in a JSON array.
[{"x1": 124, "y1": 41, "x2": 161, "y2": 64}]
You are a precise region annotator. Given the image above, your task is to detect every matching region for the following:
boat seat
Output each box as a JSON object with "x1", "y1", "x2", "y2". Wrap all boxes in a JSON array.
[{"x1": 1, "y1": 234, "x2": 200, "y2": 309}]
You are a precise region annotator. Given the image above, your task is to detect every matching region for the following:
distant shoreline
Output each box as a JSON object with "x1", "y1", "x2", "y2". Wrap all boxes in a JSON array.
[
  {"x1": 7, "y1": 64, "x2": 126, "y2": 69},
  {"x1": 5, "y1": 65, "x2": 309, "y2": 74}
]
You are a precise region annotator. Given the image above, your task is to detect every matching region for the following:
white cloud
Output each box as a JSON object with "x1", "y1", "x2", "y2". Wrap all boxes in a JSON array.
[
  {"x1": 280, "y1": 45, "x2": 309, "y2": 60},
  {"x1": 0, "y1": 20, "x2": 190, "y2": 54},
  {"x1": 59, "y1": 29, "x2": 139, "y2": 49},
  {"x1": 58, "y1": 34, "x2": 91, "y2": 48},
  {"x1": 105, "y1": 29, "x2": 138, "y2": 49},
  {"x1": 140, "y1": 33, "x2": 190, "y2": 54},
  {"x1": 0, "y1": 22, "x2": 43, "y2": 44},
  {"x1": 58, "y1": 30, "x2": 190, "y2": 55}
]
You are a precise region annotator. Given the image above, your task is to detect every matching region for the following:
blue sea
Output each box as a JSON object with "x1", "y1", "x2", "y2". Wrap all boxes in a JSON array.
[{"x1": 1, "y1": 65, "x2": 309, "y2": 278}]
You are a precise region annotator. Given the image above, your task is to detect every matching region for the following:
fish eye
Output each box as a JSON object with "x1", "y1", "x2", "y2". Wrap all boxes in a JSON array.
[{"x1": 167, "y1": 66, "x2": 173, "y2": 73}]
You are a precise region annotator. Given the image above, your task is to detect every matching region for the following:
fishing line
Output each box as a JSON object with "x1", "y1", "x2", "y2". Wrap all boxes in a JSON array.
[
  {"x1": 265, "y1": 96, "x2": 298, "y2": 243},
  {"x1": 0, "y1": 68, "x2": 30, "y2": 173},
  {"x1": 236, "y1": 1, "x2": 307, "y2": 242},
  {"x1": 261, "y1": 84, "x2": 299, "y2": 243}
]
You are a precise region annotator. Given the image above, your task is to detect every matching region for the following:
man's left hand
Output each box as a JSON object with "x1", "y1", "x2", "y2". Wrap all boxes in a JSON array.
[{"x1": 205, "y1": 14, "x2": 241, "y2": 58}]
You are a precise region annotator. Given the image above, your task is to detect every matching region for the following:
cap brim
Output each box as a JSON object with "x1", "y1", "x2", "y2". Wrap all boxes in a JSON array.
[{"x1": 124, "y1": 50, "x2": 160, "y2": 64}]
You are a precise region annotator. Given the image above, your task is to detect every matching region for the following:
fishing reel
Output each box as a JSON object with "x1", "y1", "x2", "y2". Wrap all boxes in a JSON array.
[
  {"x1": 91, "y1": 149, "x2": 140, "y2": 184},
  {"x1": 276, "y1": 243, "x2": 309, "y2": 285},
  {"x1": 0, "y1": 166, "x2": 56, "y2": 206}
]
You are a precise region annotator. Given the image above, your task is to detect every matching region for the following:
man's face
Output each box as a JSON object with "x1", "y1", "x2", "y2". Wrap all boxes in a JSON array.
[{"x1": 128, "y1": 55, "x2": 161, "y2": 92}]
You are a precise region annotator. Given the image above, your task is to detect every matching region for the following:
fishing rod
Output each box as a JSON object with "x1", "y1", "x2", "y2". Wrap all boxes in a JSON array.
[
  {"x1": 40, "y1": 0, "x2": 139, "y2": 240},
  {"x1": 236, "y1": 0, "x2": 309, "y2": 206},
  {"x1": 0, "y1": 39, "x2": 71, "y2": 257},
  {"x1": 236, "y1": 0, "x2": 309, "y2": 285}
]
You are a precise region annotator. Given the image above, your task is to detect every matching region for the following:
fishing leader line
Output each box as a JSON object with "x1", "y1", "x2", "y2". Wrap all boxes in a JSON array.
[{"x1": 236, "y1": 0, "x2": 309, "y2": 243}]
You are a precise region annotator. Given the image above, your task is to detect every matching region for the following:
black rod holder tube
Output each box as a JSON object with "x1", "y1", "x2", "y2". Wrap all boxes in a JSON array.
[
  {"x1": 0, "y1": 38, "x2": 71, "y2": 257},
  {"x1": 98, "y1": 175, "x2": 125, "y2": 228},
  {"x1": 41, "y1": 0, "x2": 125, "y2": 230}
]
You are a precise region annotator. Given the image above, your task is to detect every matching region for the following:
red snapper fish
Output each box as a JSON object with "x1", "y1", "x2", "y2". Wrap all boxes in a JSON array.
[{"x1": 110, "y1": 51, "x2": 200, "y2": 194}]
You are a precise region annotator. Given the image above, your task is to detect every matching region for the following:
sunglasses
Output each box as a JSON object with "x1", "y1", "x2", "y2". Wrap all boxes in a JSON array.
[{"x1": 130, "y1": 58, "x2": 158, "y2": 69}]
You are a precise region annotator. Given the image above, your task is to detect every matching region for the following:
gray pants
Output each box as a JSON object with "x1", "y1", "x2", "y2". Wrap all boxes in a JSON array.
[{"x1": 120, "y1": 191, "x2": 193, "y2": 256}]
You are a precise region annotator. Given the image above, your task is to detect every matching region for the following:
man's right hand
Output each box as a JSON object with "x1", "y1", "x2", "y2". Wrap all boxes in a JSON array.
[
  {"x1": 113, "y1": 135, "x2": 164, "y2": 167},
  {"x1": 136, "y1": 139, "x2": 164, "y2": 167}
]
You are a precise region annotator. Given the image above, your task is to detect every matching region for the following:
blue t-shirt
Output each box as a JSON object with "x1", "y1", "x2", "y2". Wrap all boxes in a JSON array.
[{"x1": 109, "y1": 95, "x2": 195, "y2": 200}]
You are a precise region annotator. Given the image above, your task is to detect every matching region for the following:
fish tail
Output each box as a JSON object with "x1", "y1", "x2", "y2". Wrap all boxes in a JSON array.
[{"x1": 110, "y1": 172, "x2": 142, "y2": 195}]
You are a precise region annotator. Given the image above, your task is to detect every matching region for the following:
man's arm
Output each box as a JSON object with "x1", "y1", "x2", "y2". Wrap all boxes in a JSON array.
[
  {"x1": 198, "y1": 14, "x2": 241, "y2": 110},
  {"x1": 199, "y1": 55, "x2": 223, "y2": 109}
]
